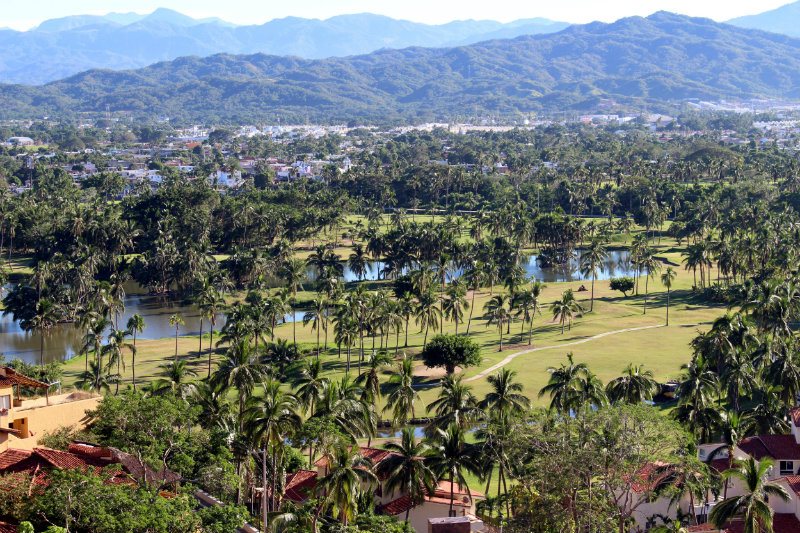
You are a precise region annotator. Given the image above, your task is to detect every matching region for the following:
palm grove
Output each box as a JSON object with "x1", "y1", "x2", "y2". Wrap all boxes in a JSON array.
[{"x1": 1, "y1": 121, "x2": 800, "y2": 531}]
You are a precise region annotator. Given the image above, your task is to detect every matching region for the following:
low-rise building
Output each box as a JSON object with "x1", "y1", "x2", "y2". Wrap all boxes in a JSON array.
[{"x1": 0, "y1": 367, "x2": 100, "y2": 453}]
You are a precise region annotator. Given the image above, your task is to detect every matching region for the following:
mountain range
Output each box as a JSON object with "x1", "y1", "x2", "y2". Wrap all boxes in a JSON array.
[
  {"x1": 3, "y1": 12, "x2": 800, "y2": 124},
  {"x1": 728, "y1": 1, "x2": 800, "y2": 37},
  {"x1": 0, "y1": 9, "x2": 568, "y2": 84}
]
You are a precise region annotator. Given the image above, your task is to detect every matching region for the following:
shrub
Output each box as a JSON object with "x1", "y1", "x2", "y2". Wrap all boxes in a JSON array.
[
  {"x1": 609, "y1": 277, "x2": 635, "y2": 297},
  {"x1": 421, "y1": 334, "x2": 482, "y2": 374}
]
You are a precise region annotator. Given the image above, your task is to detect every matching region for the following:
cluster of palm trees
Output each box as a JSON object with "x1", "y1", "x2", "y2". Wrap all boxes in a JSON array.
[{"x1": 179, "y1": 326, "x2": 533, "y2": 532}]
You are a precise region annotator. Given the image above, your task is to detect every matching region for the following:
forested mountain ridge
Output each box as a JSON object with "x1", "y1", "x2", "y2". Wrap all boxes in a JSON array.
[
  {"x1": 3, "y1": 12, "x2": 800, "y2": 124},
  {"x1": 0, "y1": 9, "x2": 567, "y2": 84}
]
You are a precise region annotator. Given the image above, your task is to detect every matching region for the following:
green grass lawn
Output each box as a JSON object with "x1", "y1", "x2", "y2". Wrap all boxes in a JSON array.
[{"x1": 61, "y1": 233, "x2": 726, "y2": 416}]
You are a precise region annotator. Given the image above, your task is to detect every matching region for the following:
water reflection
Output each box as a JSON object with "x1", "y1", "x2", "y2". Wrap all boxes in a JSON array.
[{"x1": 2, "y1": 250, "x2": 632, "y2": 364}]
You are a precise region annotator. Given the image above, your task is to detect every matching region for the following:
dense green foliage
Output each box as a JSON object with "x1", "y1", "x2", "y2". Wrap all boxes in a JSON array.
[
  {"x1": 3, "y1": 13, "x2": 800, "y2": 122},
  {"x1": 421, "y1": 334, "x2": 482, "y2": 374}
]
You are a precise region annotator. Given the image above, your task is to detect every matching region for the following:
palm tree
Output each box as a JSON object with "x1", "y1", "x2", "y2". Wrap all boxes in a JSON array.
[
  {"x1": 550, "y1": 289, "x2": 583, "y2": 334},
  {"x1": 605, "y1": 364, "x2": 659, "y2": 404},
  {"x1": 377, "y1": 428, "x2": 437, "y2": 522},
  {"x1": 479, "y1": 368, "x2": 530, "y2": 416},
  {"x1": 348, "y1": 244, "x2": 368, "y2": 281},
  {"x1": 484, "y1": 294, "x2": 511, "y2": 351},
  {"x1": 538, "y1": 353, "x2": 607, "y2": 413},
  {"x1": 427, "y1": 424, "x2": 482, "y2": 516},
  {"x1": 316, "y1": 446, "x2": 377, "y2": 526},
  {"x1": 640, "y1": 249, "x2": 662, "y2": 315},
  {"x1": 293, "y1": 358, "x2": 329, "y2": 417},
  {"x1": 710, "y1": 457, "x2": 789, "y2": 533},
  {"x1": 126, "y1": 314, "x2": 145, "y2": 390},
  {"x1": 244, "y1": 380, "x2": 301, "y2": 529},
  {"x1": 197, "y1": 283, "x2": 225, "y2": 375},
  {"x1": 153, "y1": 359, "x2": 197, "y2": 398},
  {"x1": 661, "y1": 266, "x2": 677, "y2": 326},
  {"x1": 464, "y1": 263, "x2": 485, "y2": 334},
  {"x1": 427, "y1": 374, "x2": 481, "y2": 431},
  {"x1": 355, "y1": 351, "x2": 392, "y2": 404},
  {"x1": 415, "y1": 287, "x2": 442, "y2": 349},
  {"x1": 76, "y1": 360, "x2": 120, "y2": 393},
  {"x1": 579, "y1": 239, "x2": 607, "y2": 312},
  {"x1": 103, "y1": 329, "x2": 136, "y2": 395},
  {"x1": 26, "y1": 298, "x2": 60, "y2": 368},
  {"x1": 79, "y1": 314, "x2": 110, "y2": 373},
  {"x1": 282, "y1": 257, "x2": 307, "y2": 347},
  {"x1": 211, "y1": 339, "x2": 267, "y2": 425},
  {"x1": 303, "y1": 295, "x2": 328, "y2": 359},
  {"x1": 384, "y1": 355, "x2": 420, "y2": 427},
  {"x1": 169, "y1": 313, "x2": 184, "y2": 362},
  {"x1": 397, "y1": 292, "x2": 415, "y2": 348},
  {"x1": 442, "y1": 280, "x2": 469, "y2": 335}
]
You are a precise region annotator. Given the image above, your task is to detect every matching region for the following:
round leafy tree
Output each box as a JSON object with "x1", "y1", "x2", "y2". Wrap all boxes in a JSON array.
[{"x1": 421, "y1": 334, "x2": 482, "y2": 375}]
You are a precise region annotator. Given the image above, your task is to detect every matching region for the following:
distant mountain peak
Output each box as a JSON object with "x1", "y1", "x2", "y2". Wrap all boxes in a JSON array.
[{"x1": 728, "y1": 1, "x2": 800, "y2": 37}]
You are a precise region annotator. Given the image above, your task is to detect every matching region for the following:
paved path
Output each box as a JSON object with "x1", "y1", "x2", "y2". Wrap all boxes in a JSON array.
[{"x1": 464, "y1": 324, "x2": 665, "y2": 383}]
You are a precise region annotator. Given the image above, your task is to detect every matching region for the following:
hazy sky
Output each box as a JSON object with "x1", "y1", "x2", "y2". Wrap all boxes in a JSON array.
[{"x1": 2, "y1": 0, "x2": 793, "y2": 30}]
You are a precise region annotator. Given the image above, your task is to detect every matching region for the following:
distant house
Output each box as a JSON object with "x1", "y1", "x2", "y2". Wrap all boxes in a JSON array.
[
  {"x1": 0, "y1": 366, "x2": 100, "y2": 453},
  {"x1": 279, "y1": 446, "x2": 485, "y2": 533},
  {"x1": 6, "y1": 137, "x2": 34, "y2": 146}
]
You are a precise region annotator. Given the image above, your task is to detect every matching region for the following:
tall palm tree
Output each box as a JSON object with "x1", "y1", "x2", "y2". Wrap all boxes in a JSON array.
[
  {"x1": 197, "y1": 282, "x2": 225, "y2": 373},
  {"x1": 303, "y1": 295, "x2": 328, "y2": 359},
  {"x1": 605, "y1": 363, "x2": 659, "y2": 404},
  {"x1": 293, "y1": 358, "x2": 329, "y2": 417},
  {"x1": 169, "y1": 313, "x2": 184, "y2": 361},
  {"x1": 384, "y1": 355, "x2": 420, "y2": 427},
  {"x1": 377, "y1": 428, "x2": 437, "y2": 522},
  {"x1": 103, "y1": 329, "x2": 136, "y2": 395},
  {"x1": 464, "y1": 262, "x2": 485, "y2": 335},
  {"x1": 710, "y1": 457, "x2": 789, "y2": 533},
  {"x1": 426, "y1": 424, "x2": 482, "y2": 516},
  {"x1": 126, "y1": 314, "x2": 145, "y2": 389},
  {"x1": 415, "y1": 287, "x2": 442, "y2": 349},
  {"x1": 355, "y1": 350, "x2": 392, "y2": 404},
  {"x1": 550, "y1": 289, "x2": 583, "y2": 334},
  {"x1": 479, "y1": 368, "x2": 530, "y2": 416},
  {"x1": 26, "y1": 298, "x2": 60, "y2": 368},
  {"x1": 484, "y1": 294, "x2": 511, "y2": 351},
  {"x1": 244, "y1": 380, "x2": 301, "y2": 529},
  {"x1": 316, "y1": 446, "x2": 377, "y2": 526},
  {"x1": 661, "y1": 267, "x2": 677, "y2": 326},
  {"x1": 579, "y1": 239, "x2": 607, "y2": 312},
  {"x1": 348, "y1": 244, "x2": 368, "y2": 282},
  {"x1": 211, "y1": 339, "x2": 268, "y2": 425},
  {"x1": 640, "y1": 249, "x2": 662, "y2": 315},
  {"x1": 281, "y1": 257, "x2": 307, "y2": 347},
  {"x1": 427, "y1": 374, "x2": 481, "y2": 431},
  {"x1": 442, "y1": 280, "x2": 469, "y2": 335}
]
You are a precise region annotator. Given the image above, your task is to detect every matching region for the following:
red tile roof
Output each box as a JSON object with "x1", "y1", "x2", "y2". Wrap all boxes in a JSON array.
[
  {"x1": 382, "y1": 495, "x2": 415, "y2": 516},
  {"x1": 0, "y1": 521, "x2": 17, "y2": 533},
  {"x1": 0, "y1": 449, "x2": 31, "y2": 470},
  {"x1": 739, "y1": 435, "x2": 800, "y2": 460},
  {"x1": 688, "y1": 514, "x2": 800, "y2": 532},
  {"x1": 791, "y1": 408, "x2": 800, "y2": 428},
  {"x1": 0, "y1": 367, "x2": 49, "y2": 389},
  {"x1": 33, "y1": 447, "x2": 106, "y2": 472},
  {"x1": 284, "y1": 470, "x2": 317, "y2": 502},
  {"x1": 782, "y1": 475, "x2": 800, "y2": 496}
]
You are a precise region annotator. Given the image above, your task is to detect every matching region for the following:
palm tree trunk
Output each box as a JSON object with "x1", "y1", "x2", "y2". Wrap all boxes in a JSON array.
[
  {"x1": 467, "y1": 289, "x2": 476, "y2": 334},
  {"x1": 132, "y1": 341, "x2": 137, "y2": 390},
  {"x1": 198, "y1": 318, "x2": 203, "y2": 354},
  {"x1": 262, "y1": 446, "x2": 269, "y2": 532},
  {"x1": 644, "y1": 276, "x2": 649, "y2": 315},
  {"x1": 666, "y1": 289, "x2": 670, "y2": 326},
  {"x1": 174, "y1": 327, "x2": 179, "y2": 361},
  {"x1": 405, "y1": 317, "x2": 409, "y2": 347},
  {"x1": 590, "y1": 272, "x2": 595, "y2": 312}
]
